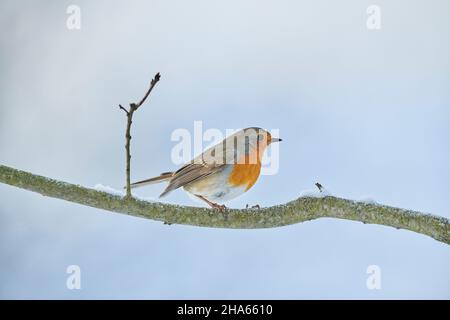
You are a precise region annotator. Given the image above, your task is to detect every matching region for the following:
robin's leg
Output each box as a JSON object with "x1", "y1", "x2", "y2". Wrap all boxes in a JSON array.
[{"x1": 195, "y1": 195, "x2": 227, "y2": 211}]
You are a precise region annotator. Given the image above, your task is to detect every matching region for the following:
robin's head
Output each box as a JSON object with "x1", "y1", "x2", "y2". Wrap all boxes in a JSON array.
[
  {"x1": 201, "y1": 127, "x2": 282, "y2": 166},
  {"x1": 243, "y1": 127, "x2": 282, "y2": 146},
  {"x1": 236, "y1": 127, "x2": 282, "y2": 158}
]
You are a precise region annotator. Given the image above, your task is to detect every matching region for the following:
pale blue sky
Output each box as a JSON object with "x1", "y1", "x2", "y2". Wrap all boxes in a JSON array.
[{"x1": 1, "y1": 0, "x2": 449, "y2": 299}]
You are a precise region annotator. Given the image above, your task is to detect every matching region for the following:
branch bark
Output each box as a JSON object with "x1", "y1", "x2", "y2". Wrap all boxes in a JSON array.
[
  {"x1": 1, "y1": 164, "x2": 449, "y2": 245},
  {"x1": 119, "y1": 72, "x2": 161, "y2": 198}
]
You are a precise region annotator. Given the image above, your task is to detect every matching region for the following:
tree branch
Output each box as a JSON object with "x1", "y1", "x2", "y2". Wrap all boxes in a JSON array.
[
  {"x1": 120, "y1": 73, "x2": 161, "y2": 198},
  {"x1": 1, "y1": 164, "x2": 448, "y2": 245}
]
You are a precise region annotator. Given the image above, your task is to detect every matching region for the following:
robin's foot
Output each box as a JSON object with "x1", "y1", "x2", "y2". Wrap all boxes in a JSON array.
[
  {"x1": 210, "y1": 203, "x2": 227, "y2": 211},
  {"x1": 246, "y1": 204, "x2": 261, "y2": 209},
  {"x1": 195, "y1": 194, "x2": 227, "y2": 211}
]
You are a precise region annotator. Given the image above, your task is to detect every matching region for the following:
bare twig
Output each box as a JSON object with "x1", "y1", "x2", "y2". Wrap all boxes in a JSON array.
[
  {"x1": 315, "y1": 182, "x2": 323, "y2": 192},
  {"x1": 118, "y1": 104, "x2": 129, "y2": 115},
  {"x1": 135, "y1": 73, "x2": 161, "y2": 109},
  {"x1": 120, "y1": 73, "x2": 161, "y2": 198},
  {"x1": 1, "y1": 164, "x2": 449, "y2": 245}
]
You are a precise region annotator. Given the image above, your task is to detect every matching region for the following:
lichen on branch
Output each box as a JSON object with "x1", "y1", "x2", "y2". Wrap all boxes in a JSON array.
[{"x1": 1, "y1": 164, "x2": 449, "y2": 245}]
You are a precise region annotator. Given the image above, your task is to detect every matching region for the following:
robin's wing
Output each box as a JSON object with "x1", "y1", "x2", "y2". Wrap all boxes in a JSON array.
[
  {"x1": 159, "y1": 163, "x2": 227, "y2": 197},
  {"x1": 159, "y1": 136, "x2": 240, "y2": 197}
]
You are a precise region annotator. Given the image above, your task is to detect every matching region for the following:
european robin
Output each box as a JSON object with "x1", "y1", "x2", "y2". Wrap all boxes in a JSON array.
[{"x1": 130, "y1": 127, "x2": 282, "y2": 209}]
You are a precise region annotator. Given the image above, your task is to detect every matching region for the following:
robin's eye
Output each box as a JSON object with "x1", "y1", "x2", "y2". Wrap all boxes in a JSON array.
[{"x1": 257, "y1": 134, "x2": 265, "y2": 141}]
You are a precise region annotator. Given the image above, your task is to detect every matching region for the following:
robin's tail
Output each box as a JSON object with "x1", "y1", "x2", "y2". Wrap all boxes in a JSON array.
[{"x1": 130, "y1": 172, "x2": 173, "y2": 189}]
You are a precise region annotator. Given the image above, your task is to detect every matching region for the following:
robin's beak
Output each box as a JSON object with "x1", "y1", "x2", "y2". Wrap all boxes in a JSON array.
[{"x1": 271, "y1": 138, "x2": 282, "y2": 143}]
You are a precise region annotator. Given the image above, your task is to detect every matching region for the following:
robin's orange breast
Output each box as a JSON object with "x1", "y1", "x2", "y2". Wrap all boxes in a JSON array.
[{"x1": 228, "y1": 152, "x2": 262, "y2": 191}]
